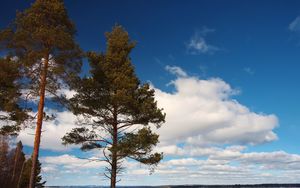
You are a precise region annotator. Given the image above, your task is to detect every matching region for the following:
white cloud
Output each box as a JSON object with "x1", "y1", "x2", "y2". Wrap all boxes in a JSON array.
[
  {"x1": 289, "y1": 16, "x2": 300, "y2": 32},
  {"x1": 41, "y1": 154, "x2": 106, "y2": 169},
  {"x1": 40, "y1": 148, "x2": 300, "y2": 186},
  {"x1": 126, "y1": 146, "x2": 300, "y2": 185},
  {"x1": 155, "y1": 66, "x2": 278, "y2": 146},
  {"x1": 165, "y1": 65, "x2": 187, "y2": 77},
  {"x1": 187, "y1": 28, "x2": 219, "y2": 55},
  {"x1": 40, "y1": 154, "x2": 107, "y2": 186},
  {"x1": 19, "y1": 65, "x2": 278, "y2": 152},
  {"x1": 240, "y1": 151, "x2": 300, "y2": 170},
  {"x1": 18, "y1": 109, "x2": 78, "y2": 151}
]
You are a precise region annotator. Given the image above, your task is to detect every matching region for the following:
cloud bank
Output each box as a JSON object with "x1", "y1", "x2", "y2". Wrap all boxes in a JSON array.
[
  {"x1": 155, "y1": 66, "x2": 278, "y2": 146},
  {"x1": 41, "y1": 148, "x2": 300, "y2": 186}
]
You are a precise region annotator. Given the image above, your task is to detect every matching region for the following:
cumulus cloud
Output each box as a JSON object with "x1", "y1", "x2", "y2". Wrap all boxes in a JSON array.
[
  {"x1": 18, "y1": 109, "x2": 78, "y2": 151},
  {"x1": 187, "y1": 27, "x2": 219, "y2": 55},
  {"x1": 155, "y1": 66, "x2": 278, "y2": 146},
  {"x1": 18, "y1": 65, "x2": 278, "y2": 152}
]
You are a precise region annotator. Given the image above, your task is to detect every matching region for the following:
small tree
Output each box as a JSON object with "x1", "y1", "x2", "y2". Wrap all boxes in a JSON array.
[
  {"x1": 18, "y1": 157, "x2": 46, "y2": 188},
  {"x1": 0, "y1": 0, "x2": 82, "y2": 187},
  {"x1": 63, "y1": 25, "x2": 165, "y2": 188}
]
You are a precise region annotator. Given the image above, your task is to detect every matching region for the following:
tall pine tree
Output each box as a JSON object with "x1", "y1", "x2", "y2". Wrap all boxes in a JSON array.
[
  {"x1": 0, "y1": 1, "x2": 82, "y2": 187},
  {"x1": 63, "y1": 25, "x2": 165, "y2": 188}
]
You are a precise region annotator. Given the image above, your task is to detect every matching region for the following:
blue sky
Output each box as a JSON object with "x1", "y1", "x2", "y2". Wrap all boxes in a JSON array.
[{"x1": 2, "y1": 0, "x2": 300, "y2": 186}]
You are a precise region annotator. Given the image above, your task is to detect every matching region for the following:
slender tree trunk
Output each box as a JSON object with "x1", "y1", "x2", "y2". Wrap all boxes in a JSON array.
[
  {"x1": 111, "y1": 126, "x2": 117, "y2": 188},
  {"x1": 29, "y1": 56, "x2": 49, "y2": 188},
  {"x1": 110, "y1": 110, "x2": 118, "y2": 188},
  {"x1": 111, "y1": 152, "x2": 117, "y2": 188}
]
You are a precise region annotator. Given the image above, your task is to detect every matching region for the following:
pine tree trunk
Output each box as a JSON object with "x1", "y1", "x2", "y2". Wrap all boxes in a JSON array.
[
  {"x1": 29, "y1": 56, "x2": 49, "y2": 188},
  {"x1": 111, "y1": 156, "x2": 117, "y2": 188},
  {"x1": 111, "y1": 110, "x2": 118, "y2": 188},
  {"x1": 111, "y1": 125, "x2": 117, "y2": 188}
]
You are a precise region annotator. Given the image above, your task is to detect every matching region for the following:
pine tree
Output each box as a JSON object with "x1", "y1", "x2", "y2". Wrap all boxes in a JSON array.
[
  {"x1": 10, "y1": 141, "x2": 26, "y2": 188},
  {"x1": 18, "y1": 157, "x2": 46, "y2": 188},
  {"x1": 62, "y1": 25, "x2": 165, "y2": 188},
  {"x1": 0, "y1": 1, "x2": 82, "y2": 187},
  {"x1": 0, "y1": 138, "x2": 45, "y2": 188}
]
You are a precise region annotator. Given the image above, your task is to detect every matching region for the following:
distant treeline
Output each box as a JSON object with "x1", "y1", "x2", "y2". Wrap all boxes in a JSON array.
[
  {"x1": 45, "y1": 184, "x2": 300, "y2": 188},
  {"x1": 0, "y1": 136, "x2": 46, "y2": 188}
]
